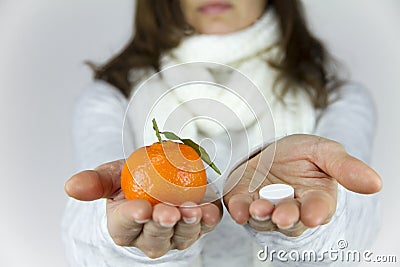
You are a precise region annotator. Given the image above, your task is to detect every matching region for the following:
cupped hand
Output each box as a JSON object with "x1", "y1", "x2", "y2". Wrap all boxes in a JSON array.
[
  {"x1": 223, "y1": 134, "x2": 382, "y2": 237},
  {"x1": 64, "y1": 160, "x2": 222, "y2": 259}
]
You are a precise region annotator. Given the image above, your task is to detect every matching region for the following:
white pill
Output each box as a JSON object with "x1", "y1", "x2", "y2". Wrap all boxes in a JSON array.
[{"x1": 259, "y1": 184, "x2": 294, "y2": 205}]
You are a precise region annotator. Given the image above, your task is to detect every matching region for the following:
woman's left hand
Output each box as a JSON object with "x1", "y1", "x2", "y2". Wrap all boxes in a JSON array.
[{"x1": 223, "y1": 134, "x2": 382, "y2": 237}]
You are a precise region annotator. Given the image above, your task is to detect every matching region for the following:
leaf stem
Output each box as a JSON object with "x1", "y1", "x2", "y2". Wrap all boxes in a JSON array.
[{"x1": 152, "y1": 118, "x2": 163, "y2": 143}]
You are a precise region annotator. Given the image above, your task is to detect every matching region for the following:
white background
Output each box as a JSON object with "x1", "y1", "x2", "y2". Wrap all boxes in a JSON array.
[{"x1": 0, "y1": 0, "x2": 399, "y2": 266}]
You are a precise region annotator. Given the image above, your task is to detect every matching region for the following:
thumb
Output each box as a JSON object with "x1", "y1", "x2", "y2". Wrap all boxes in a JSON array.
[
  {"x1": 64, "y1": 159, "x2": 125, "y2": 201},
  {"x1": 314, "y1": 141, "x2": 382, "y2": 194}
]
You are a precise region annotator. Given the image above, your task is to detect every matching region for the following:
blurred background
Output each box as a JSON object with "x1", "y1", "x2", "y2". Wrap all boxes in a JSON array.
[{"x1": 0, "y1": 0, "x2": 399, "y2": 266}]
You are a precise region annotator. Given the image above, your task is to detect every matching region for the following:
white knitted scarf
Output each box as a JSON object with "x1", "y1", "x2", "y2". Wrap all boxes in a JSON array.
[{"x1": 127, "y1": 10, "x2": 315, "y2": 150}]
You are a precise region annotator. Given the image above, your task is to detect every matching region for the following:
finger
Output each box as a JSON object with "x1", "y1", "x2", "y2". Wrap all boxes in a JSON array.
[
  {"x1": 249, "y1": 199, "x2": 274, "y2": 221},
  {"x1": 200, "y1": 203, "x2": 221, "y2": 234},
  {"x1": 173, "y1": 203, "x2": 202, "y2": 250},
  {"x1": 223, "y1": 162, "x2": 257, "y2": 225},
  {"x1": 312, "y1": 138, "x2": 382, "y2": 194},
  {"x1": 173, "y1": 221, "x2": 201, "y2": 250},
  {"x1": 179, "y1": 202, "x2": 202, "y2": 224},
  {"x1": 152, "y1": 203, "x2": 181, "y2": 228},
  {"x1": 271, "y1": 198, "x2": 300, "y2": 229},
  {"x1": 107, "y1": 199, "x2": 152, "y2": 246},
  {"x1": 248, "y1": 217, "x2": 277, "y2": 232},
  {"x1": 64, "y1": 159, "x2": 125, "y2": 200},
  {"x1": 133, "y1": 204, "x2": 179, "y2": 258},
  {"x1": 226, "y1": 193, "x2": 253, "y2": 225},
  {"x1": 248, "y1": 199, "x2": 307, "y2": 236},
  {"x1": 277, "y1": 220, "x2": 308, "y2": 237},
  {"x1": 134, "y1": 220, "x2": 174, "y2": 259},
  {"x1": 300, "y1": 190, "x2": 336, "y2": 227}
]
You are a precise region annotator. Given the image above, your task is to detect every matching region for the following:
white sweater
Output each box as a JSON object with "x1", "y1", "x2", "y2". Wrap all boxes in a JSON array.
[{"x1": 62, "y1": 80, "x2": 380, "y2": 267}]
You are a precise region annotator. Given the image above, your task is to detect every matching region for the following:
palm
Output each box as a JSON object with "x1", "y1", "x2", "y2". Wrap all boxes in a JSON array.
[
  {"x1": 223, "y1": 134, "x2": 381, "y2": 236},
  {"x1": 265, "y1": 154, "x2": 338, "y2": 202}
]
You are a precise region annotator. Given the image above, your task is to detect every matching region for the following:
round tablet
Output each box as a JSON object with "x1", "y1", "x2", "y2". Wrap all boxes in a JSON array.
[{"x1": 259, "y1": 184, "x2": 294, "y2": 204}]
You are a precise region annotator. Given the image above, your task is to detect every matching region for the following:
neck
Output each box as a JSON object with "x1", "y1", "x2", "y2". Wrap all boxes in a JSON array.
[{"x1": 163, "y1": 10, "x2": 281, "y2": 66}]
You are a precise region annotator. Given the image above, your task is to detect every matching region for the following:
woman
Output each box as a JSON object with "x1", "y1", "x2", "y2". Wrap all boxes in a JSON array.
[{"x1": 63, "y1": 1, "x2": 382, "y2": 266}]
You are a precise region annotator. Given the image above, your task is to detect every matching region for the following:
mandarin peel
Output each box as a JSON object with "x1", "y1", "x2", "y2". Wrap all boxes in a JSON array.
[{"x1": 121, "y1": 119, "x2": 220, "y2": 206}]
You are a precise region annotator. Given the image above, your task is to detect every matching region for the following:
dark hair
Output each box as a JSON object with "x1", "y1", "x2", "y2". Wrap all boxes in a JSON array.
[{"x1": 92, "y1": 0, "x2": 341, "y2": 108}]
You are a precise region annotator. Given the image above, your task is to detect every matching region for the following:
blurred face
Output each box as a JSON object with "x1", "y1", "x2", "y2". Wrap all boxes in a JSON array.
[{"x1": 180, "y1": 0, "x2": 267, "y2": 35}]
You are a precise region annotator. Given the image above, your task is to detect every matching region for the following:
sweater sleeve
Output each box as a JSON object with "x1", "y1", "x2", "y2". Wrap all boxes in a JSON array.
[
  {"x1": 245, "y1": 83, "x2": 381, "y2": 266},
  {"x1": 61, "y1": 81, "x2": 204, "y2": 267}
]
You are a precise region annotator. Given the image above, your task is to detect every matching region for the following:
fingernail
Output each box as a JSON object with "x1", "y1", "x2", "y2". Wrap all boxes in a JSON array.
[
  {"x1": 277, "y1": 222, "x2": 295, "y2": 230},
  {"x1": 158, "y1": 221, "x2": 176, "y2": 228},
  {"x1": 201, "y1": 223, "x2": 215, "y2": 231},
  {"x1": 252, "y1": 215, "x2": 271, "y2": 222},
  {"x1": 64, "y1": 180, "x2": 71, "y2": 193},
  {"x1": 134, "y1": 218, "x2": 150, "y2": 224},
  {"x1": 183, "y1": 217, "x2": 198, "y2": 224}
]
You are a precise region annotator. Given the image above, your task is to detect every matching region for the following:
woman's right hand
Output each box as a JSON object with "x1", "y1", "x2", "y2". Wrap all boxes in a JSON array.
[{"x1": 64, "y1": 159, "x2": 222, "y2": 259}]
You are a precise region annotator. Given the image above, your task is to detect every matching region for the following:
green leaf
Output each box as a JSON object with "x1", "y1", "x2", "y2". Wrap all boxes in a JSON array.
[
  {"x1": 153, "y1": 119, "x2": 221, "y2": 175},
  {"x1": 160, "y1": 131, "x2": 180, "y2": 140},
  {"x1": 198, "y1": 146, "x2": 221, "y2": 175},
  {"x1": 181, "y1": 139, "x2": 221, "y2": 175}
]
